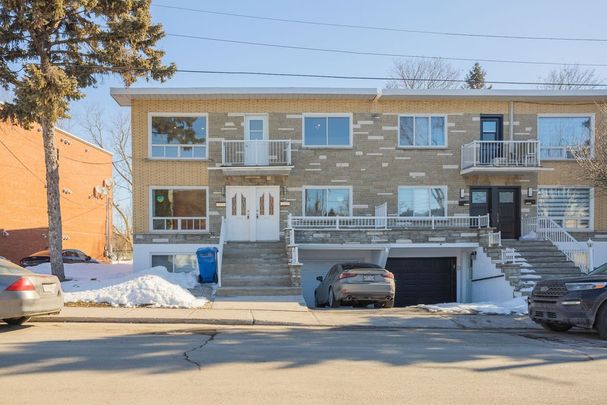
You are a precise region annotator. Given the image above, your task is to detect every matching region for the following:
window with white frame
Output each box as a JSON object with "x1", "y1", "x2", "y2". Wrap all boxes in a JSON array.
[
  {"x1": 538, "y1": 187, "x2": 592, "y2": 230},
  {"x1": 398, "y1": 187, "x2": 447, "y2": 217},
  {"x1": 538, "y1": 116, "x2": 593, "y2": 160},
  {"x1": 303, "y1": 115, "x2": 351, "y2": 147},
  {"x1": 399, "y1": 115, "x2": 446, "y2": 147},
  {"x1": 150, "y1": 114, "x2": 208, "y2": 159},
  {"x1": 151, "y1": 188, "x2": 208, "y2": 231},
  {"x1": 304, "y1": 187, "x2": 351, "y2": 216},
  {"x1": 151, "y1": 254, "x2": 197, "y2": 273}
]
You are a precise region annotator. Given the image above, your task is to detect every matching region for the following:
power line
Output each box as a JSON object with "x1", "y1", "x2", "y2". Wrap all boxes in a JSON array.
[
  {"x1": 171, "y1": 68, "x2": 607, "y2": 87},
  {"x1": 153, "y1": 4, "x2": 607, "y2": 43},
  {"x1": 166, "y1": 32, "x2": 607, "y2": 68}
]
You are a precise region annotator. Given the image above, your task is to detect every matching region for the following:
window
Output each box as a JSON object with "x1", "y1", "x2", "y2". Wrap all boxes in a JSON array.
[
  {"x1": 303, "y1": 115, "x2": 351, "y2": 147},
  {"x1": 151, "y1": 254, "x2": 197, "y2": 273},
  {"x1": 150, "y1": 114, "x2": 208, "y2": 159},
  {"x1": 538, "y1": 187, "x2": 592, "y2": 230},
  {"x1": 399, "y1": 115, "x2": 446, "y2": 147},
  {"x1": 151, "y1": 188, "x2": 208, "y2": 232},
  {"x1": 398, "y1": 187, "x2": 447, "y2": 217},
  {"x1": 538, "y1": 116, "x2": 593, "y2": 160},
  {"x1": 304, "y1": 187, "x2": 351, "y2": 216}
]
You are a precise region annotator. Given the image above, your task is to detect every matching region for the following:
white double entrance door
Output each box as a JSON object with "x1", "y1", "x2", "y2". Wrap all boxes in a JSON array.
[{"x1": 226, "y1": 186, "x2": 280, "y2": 241}]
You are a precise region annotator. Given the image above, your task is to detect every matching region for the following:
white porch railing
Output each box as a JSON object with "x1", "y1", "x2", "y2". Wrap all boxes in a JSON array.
[
  {"x1": 461, "y1": 140, "x2": 540, "y2": 170},
  {"x1": 374, "y1": 203, "x2": 387, "y2": 229},
  {"x1": 486, "y1": 231, "x2": 502, "y2": 247},
  {"x1": 222, "y1": 140, "x2": 291, "y2": 166},
  {"x1": 523, "y1": 216, "x2": 593, "y2": 274},
  {"x1": 152, "y1": 217, "x2": 206, "y2": 231},
  {"x1": 286, "y1": 222, "x2": 300, "y2": 265},
  {"x1": 500, "y1": 248, "x2": 518, "y2": 264},
  {"x1": 216, "y1": 217, "x2": 226, "y2": 287},
  {"x1": 289, "y1": 214, "x2": 490, "y2": 230}
]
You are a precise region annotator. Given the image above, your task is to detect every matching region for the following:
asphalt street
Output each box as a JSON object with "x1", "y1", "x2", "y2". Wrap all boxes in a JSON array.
[{"x1": 1, "y1": 322, "x2": 606, "y2": 404}]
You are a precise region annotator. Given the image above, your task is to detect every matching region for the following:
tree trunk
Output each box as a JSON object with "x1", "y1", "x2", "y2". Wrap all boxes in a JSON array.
[{"x1": 40, "y1": 118, "x2": 65, "y2": 281}]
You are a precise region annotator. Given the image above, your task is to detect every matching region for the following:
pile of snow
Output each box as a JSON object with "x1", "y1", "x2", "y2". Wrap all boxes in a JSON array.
[
  {"x1": 520, "y1": 231, "x2": 538, "y2": 241},
  {"x1": 417, "y1": 297, "x2": 528, "y2": 316},
  {"x1": 30, "y1": 263, "x2": 207, "y2": 308}
]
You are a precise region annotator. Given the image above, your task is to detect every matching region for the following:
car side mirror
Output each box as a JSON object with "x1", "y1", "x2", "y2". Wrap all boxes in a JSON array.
[{"x1": 316, "y1": 276, "x2": 323, "y2": 282}]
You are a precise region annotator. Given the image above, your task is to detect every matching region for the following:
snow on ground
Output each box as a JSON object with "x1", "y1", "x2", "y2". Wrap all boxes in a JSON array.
[
  {"x1": 30, "y1": 263, "x2": 207, "y2": 308},
  {"x1": 416, "y1": 297, "x2": 528, "y2": 316}
]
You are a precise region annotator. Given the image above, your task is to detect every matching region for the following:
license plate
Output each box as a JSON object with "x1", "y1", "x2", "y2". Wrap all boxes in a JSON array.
[
  {"x1": 42, "y1": 284, "x2": 56, "y2": 293},
  {"x1": 363, "y1": 275, "x2": 375, "y2": 281}
]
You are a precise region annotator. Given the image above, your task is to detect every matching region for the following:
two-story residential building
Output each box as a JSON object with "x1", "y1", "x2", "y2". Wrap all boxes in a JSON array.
[{"x1": 111, "y1": 87, "x2": 607, "y2": 307}]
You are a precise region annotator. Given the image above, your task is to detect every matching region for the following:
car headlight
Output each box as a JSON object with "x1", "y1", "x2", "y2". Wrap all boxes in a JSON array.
[{"x1": 565, "y1": 282, "x2": 607, "y2": 291}]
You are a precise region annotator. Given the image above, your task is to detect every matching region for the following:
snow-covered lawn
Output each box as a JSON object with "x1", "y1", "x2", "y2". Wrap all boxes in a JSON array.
[
  {"x1": 416, "y1": 297, "x2": 528, "y2": 316},
  {"x1": 30, "y1": 263, "x2": 208, "y2": 308}
]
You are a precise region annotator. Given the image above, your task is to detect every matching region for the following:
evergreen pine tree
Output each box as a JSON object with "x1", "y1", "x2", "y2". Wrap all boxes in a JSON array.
[{"x1": 464, "y1": 63, "x2": 492, "y2": 89}]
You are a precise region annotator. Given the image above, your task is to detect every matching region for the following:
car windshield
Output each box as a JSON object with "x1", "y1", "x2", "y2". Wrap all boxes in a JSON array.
[
  {"x1": 0, "y1": 259, "x2": 32, "y2": 275},
  {"x1": 590, "y1": 263, "x2": 607, "y2": 275},
  {"x1": 341, "y1": 263, "x2": 382, "y2": 270}
]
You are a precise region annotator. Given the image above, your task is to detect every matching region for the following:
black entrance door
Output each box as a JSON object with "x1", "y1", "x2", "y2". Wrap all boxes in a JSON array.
[
  {"x1": 479, "y1": 115, "x2": 503, "y2": 165},
  {"x1": 470, "y1": 187, "x2": 520, "y2": 239},
  {"x1": 385, "y1": 257, "x2": 457, "y2": 307}
]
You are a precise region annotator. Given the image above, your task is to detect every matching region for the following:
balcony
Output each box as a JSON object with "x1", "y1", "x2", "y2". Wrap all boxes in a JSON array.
[
  {"x1": 460, "y1": 140, "x2": 542, "y2": 175},
  {"x1": 220, "y1": 140, "x2": 293, "y2": 176}
]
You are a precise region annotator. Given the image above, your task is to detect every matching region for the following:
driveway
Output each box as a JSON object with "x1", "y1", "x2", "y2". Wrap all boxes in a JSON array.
[{"x1": 1, "y1": 322, "x2": 606, "y2": 404}]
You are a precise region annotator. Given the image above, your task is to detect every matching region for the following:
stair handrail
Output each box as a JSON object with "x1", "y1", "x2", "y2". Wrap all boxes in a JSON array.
[
  {"x1": 217, "y1": 216, "x2": 226, "y2": 287},
  {"x1": 526, "y1": 216, "x2": 592, "y2": 274},
  {"x1": 286, "y1": 214, "x2": 301, "y2": 265}
]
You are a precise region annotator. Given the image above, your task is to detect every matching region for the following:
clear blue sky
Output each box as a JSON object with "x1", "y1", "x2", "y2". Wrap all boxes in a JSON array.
[{"x1": 68, "y1": 0, "x2": 607, "y2": 138}]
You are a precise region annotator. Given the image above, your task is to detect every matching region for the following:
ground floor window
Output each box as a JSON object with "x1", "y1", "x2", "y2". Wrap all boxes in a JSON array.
[
  {"x1": 151, "y1": 187, "x2": 208, "y2": 231},
  {"x1": 304, "y1": 187, "x2": 352, "y2": 216},
  {"x1": 398, "y1": 186, "x2": 447, "y2": 217},
  {"x1": 537, "y1": 187, "x2": 592, "y2": 230},
  {"x1": 151, "y1": 254, "x2": 197, "y2": 273}
]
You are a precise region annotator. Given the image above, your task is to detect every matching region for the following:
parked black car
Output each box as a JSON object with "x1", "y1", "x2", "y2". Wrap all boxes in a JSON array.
[
  {"x1": 529, "y1": 263, "x2": 607, "y2": 339},
  {"x1": 20, "y1": 249, "x2": 99, "y2": 267}
]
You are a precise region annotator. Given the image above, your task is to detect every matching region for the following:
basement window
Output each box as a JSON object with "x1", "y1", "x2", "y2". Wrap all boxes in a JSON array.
[{"x1": 151, "y1": 254, "x2": 197, "y2": 273}]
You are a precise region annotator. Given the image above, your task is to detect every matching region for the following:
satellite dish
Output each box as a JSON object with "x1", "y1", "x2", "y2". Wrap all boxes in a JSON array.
[{"x1": 103, "y1": 178, "x2": 114, "y2": 187}]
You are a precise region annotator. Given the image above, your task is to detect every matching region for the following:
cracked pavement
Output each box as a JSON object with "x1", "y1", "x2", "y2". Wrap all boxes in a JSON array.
[{"x1": 2, "y1": 322, "x2": 607, "y2": 404}]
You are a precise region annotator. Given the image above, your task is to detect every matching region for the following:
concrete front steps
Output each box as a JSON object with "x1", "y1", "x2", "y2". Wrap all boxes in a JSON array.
[
  {"x1": 483, "y1": 239, "x2": 585, "y2": 296},
  {"x1": 216, "y1": 241, "x2": 301, "y2": 297}
]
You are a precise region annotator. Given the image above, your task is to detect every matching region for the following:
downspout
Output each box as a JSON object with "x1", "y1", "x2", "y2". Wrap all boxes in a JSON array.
[{"x1": 509, "y1": 101, "x2": 515, "y2": 140}]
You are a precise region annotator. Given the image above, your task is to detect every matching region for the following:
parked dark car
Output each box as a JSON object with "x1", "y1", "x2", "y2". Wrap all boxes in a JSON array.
[
  {"x1": 20, "y1": 249, "x2": 99, "y2": 268},
  {"x1": 314, "y1": 262, "x2": 395, "y2": 308},
  {"x1": 529, "y1": 263, "x2": 607, "y2": 339}
]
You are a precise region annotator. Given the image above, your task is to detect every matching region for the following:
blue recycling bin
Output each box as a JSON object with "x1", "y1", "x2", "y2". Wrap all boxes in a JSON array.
[{"x1": 196, "y1": 247, "x2": 218, "y2": 283}]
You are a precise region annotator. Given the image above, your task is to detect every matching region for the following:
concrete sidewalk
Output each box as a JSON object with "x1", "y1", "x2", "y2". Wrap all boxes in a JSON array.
[{"x1": 32, "y1": 303, "x2": 540, "y2": 330}]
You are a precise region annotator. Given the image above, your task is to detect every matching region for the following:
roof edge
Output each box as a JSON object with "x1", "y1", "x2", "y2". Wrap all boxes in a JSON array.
[{"x1": 54, "y1": 127, "x2": 113, "y2": 156}]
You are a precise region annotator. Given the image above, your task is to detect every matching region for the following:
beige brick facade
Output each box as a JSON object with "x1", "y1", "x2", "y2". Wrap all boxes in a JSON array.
[{"x1": 129, "y1": 94, "x2": 607, "y2": 244}]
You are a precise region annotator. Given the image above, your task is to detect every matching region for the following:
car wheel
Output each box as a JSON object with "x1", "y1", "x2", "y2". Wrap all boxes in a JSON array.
[
  {"x1": 541, "y1": 322, "x2": 573, "y2": 333},
  {"x1": 374, "y1": 300, "x2": 394, "y2": 309},
  {"x1": 595, "y1": 302, "x2": 607, "y2": 339},
  {"x1": 3, "y1": 317, "x2": 30, "y2": 326},
  {"x1": 328, "y1": 288, "x2": 340, "y2": 308}
]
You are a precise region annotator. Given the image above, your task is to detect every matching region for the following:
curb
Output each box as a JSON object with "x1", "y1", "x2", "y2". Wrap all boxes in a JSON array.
[{"x1": 30, "y1": 315, "x2": 540, "y2": 330}]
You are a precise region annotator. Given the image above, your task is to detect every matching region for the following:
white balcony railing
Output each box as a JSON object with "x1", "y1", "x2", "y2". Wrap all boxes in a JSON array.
[
  {"x1": 461, "y1": 140, "x2": 540, "y2": 170},
  {"x1": 222, "y1": 140, "x2": 291, "y2": 166},
  {"x1": 288, "y1": 214, "x2": 490, "y2": 230},
  {"x1": 523, "y1": 216, "x2": 593, "y2": 274},
  {"x1": 152, "y1": 217, "x2": 207, "y2": 232}
]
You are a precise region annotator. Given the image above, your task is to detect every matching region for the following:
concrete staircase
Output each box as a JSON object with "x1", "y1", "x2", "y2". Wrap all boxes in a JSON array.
[
  {"x1": 216, "y1": 241, "x2": 301, "y2": 297},
  {"x1": 483, "y1": 239, "x2": 585, "y2": 296}
]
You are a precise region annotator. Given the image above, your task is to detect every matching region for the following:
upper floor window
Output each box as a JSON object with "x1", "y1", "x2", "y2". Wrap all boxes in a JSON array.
[
  {"x1": 303, "y1": 115, "x2": 351, "y2": 147},
  {"x1": 151, "y1": 187, "x2": 208, "y2": 232},
  {"x1": 538, "y1": 187, "x2": 592, "y2": 231},
  {"x1": 398, "y1": 186, "x2": 447, "y2": 217},
  {"x1": 399, "y1": 115, "x2": 447, "y2": 147},
  {"x1": 538, "y1": 115, "x2": 593, "y2": 160},
  {"x1": 304, "y1": 187, "x2": 351, "y2": 216},
  {"x1": 150, "y1": 114, "x2": 208, "y2": 159}
]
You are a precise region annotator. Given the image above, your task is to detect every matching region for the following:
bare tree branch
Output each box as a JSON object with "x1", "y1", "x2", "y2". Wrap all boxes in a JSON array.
[
  {"x1": 386, "y1": 58, "x2": 461, "y2": 89},
  {"x1": 574, "y1": 103, "x2": 607, "y2": 194},
  {"x1": 538, "y1": 65, "x2": 603, "y2": 90}
]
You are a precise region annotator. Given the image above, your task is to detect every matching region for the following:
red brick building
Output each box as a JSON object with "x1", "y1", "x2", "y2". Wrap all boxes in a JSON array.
[{"x1": 0, "y1": 121, "x2": 113, "y2": 264}]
